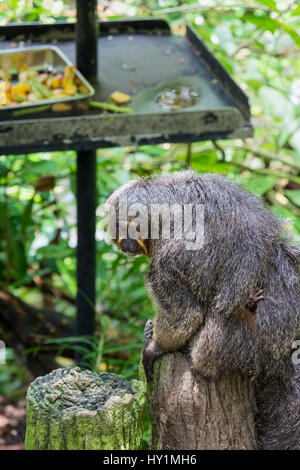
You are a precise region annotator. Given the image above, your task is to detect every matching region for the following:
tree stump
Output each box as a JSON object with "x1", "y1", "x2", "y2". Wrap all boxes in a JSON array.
[
  {"x1": 25, "y1": 367, "x2": 146, "y2": 450},
  {"x1": 144, "y1": 321, "x2": 257, "y2": 450}
]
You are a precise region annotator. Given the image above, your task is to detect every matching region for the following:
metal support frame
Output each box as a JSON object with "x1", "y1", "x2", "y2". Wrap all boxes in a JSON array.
[{"x1": 75, "y1": 0, "x2": 98, "y2": 363}]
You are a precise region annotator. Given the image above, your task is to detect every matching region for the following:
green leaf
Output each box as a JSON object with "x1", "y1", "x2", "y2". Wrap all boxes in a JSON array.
[
  {"x1": 285, "y1": 190, "x2": 300, "y2": 207},
  {"x1": 256, "y1": 0, "x2": 278, "y2": 11},
  {"x1": 22, "y1": 160, "x2": 57, "y2": 178},
  {"x1": 238, "y1": 174, "x2": 277, "y2": 196},
  {"x1": 245, "y1": 78, "x2": 263, "y2": 91},
  {"x1": 21, "y1": 197, "x2": 34, "y2": 236},
  {"x1": 244, "y1": 13, "x2": 300, "y2": 46},
  {"x1": 292, "y1": 4, "x2": 300, "y2": 16},
  {"x1": 242, "y1": 14, "x2": 278, "y2": 33},
  {"x1": 11, "y1": 238, "x2": 28, "y2": 279},
  {"x1": 191, "y1": 152, "x2": 230, "y2": 173},
  {"x1": 56, "y1": 259, "x2": 76, "y2": 296},
  {"x1": 37, "y1": 244, "x2": 74, "y2": 259},
  {"x1": 0, "y1": 162, "x2": 9, "y2": 178},
  {"x1": 278, "y1": 22, "x2": 300, "y2": 47}
]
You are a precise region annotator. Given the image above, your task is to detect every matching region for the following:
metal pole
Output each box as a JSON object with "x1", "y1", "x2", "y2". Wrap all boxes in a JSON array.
[
  {"x1": 75, "y1": 0, "x2": 98, "y2": 365},
  {"x1": 76, "y1": 151, "x2": 96, "y2": 354},
  {"x1": 76, "y1": 0, "x2": 98, "y2": 82}
]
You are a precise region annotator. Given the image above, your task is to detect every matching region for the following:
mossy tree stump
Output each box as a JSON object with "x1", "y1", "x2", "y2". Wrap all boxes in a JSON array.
[
  {"x1": 25, "y1": 367, "x2": 146, "y2": 450},
  {"x1": 144, "y1": 321, "x2": 257, "y2": 450}
]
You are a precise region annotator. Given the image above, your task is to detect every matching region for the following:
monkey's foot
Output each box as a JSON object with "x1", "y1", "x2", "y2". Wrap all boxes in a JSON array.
[
  {"x1": 247, "y1": 288, "x2": 264, "y2": 312},
  {"x1": 142, "y1": 340, "x2": 164, "y2": 382}
]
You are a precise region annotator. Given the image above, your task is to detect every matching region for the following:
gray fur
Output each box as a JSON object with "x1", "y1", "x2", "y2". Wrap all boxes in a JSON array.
[{"x1": 106, "y1": 170, "x2": 300, "y2": 450}]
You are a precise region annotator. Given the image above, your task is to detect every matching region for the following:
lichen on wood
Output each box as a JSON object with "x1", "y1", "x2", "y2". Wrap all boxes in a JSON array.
[{"x1": 25, "y1": 367, "x2": 146, "y2": 450}]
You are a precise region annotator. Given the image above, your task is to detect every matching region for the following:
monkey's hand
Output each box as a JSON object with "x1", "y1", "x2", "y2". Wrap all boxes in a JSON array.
[
  {"x1": 142, "y1": 340, "x2": 164, "y2": 381},
  {"x1": 246, "y1": 288, "x2": 264, "y2": 312}
]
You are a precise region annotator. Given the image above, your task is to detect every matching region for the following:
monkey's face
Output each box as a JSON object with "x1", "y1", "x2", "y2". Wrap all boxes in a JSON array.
[
  {"x1": 110, "y1": 219, "x2": 150, "y2": 257},
  {"x1": 106, "y1": 180, "x2": 151, "y2": 257},
  {"x1": 116, "y1": 237, "x2": 149, "y2": 257}
]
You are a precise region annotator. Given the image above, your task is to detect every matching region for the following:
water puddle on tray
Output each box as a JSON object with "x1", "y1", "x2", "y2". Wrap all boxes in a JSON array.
[{"x1": 156, "y1": 86, "x2": 200, "y2": 111}]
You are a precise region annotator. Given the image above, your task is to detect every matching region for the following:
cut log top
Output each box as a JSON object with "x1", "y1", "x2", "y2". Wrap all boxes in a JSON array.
[
  {"x1": 28, "y1": 367, "x2": 134, "y2": 415},
  {"x1": 25, "y1": 367, "x2": 146, "y2": 450}
]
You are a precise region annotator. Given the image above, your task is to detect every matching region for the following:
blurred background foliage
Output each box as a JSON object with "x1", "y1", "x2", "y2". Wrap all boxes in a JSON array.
[{"x1": 0, "y1": 0, "x2": 300, "y2": 414}]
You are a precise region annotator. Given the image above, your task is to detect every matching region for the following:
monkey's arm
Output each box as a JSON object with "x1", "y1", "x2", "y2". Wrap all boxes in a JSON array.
[
  {"x1": 148, "y1": 263, "x2": 204, "y2": 351},
  {"x1": 143, "y1": 261, "x2": 204, "y2": 380}
]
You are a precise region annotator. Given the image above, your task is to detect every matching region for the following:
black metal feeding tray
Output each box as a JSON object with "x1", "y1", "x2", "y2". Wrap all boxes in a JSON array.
[{"x1": 0, "y1": 18, "x2": 252, "y2": 155}]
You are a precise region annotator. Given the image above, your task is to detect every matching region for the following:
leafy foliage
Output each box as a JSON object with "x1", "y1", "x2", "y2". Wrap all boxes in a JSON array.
[{"x1": 1, "y1": 2, "x2": 300, "y2": 407}]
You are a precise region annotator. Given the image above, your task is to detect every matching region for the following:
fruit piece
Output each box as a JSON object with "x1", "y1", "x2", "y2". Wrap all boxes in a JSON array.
[
  {"x1": 51, "y1": 76, "x2": 61, "y2": 89},
  {"x1": 19, "y1": 70, "x2": 28, "y2": 83},
  {"x1": 110, "y1": 90, "x2": 131, "y2": 104},
  {"x1": 64, "y1": 83, "x2": 77, "y2": 96},
  {"x1": 0, "y1": 80, "x2": 6, "y2": 105},
  {"x1": 62, "y1": 66, "x2": 76, "y2": 87},
  {"x1": 90, "y1": 100, "x2": 132, "y2": 113},
  {"x1": 37, "y1": 73, "x2": 48, "y2": 84},
  {"x1": 13, "y1": 94, "x2": 26, "y2": 102},
  {"x1": 27, "y1": 93, "x2": 38, "y2": 102},
  {"x1": 63, "y1": 65, "x2": 76, "y2": 79},
  {"x1": 11, "y1": 83, "x2": 31, "y2": 96},
  {"x1": 79, "y1": 84, "x2": 89, "y2": 94},
  {"x1": 52, "y1": 103, "x2": 72, "y2": 112},
  {"x1": 52, "y1": 89, "x2": 69, "y2": 98},
  {"x1": 62, "y1": 66, "x2": 77, "y2": 95},
  {"x1": 28, "y1": 74, "x2": 52, "y2": 99}
]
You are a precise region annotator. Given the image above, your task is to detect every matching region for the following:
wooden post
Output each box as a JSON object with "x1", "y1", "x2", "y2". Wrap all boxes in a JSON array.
[
  {"x1": 25, "y1": 367, "x2": 146, "y2": 450},
  {"x1": 144, "y1": 321, "x2": 257, "y2": 450}
]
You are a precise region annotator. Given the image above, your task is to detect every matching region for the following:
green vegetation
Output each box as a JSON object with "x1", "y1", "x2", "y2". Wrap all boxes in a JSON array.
[{"x1": 0, "y1": 0, "x2": 300, "y2": 445}]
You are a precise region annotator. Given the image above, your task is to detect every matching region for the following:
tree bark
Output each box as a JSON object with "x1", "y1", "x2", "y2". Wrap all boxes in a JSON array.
[
  {"x1": 144, "y1": 321, "x2": 257, "y2": 450},
  {"x1": 25, "y1": 367, "x2": 146, "y2": 450}
]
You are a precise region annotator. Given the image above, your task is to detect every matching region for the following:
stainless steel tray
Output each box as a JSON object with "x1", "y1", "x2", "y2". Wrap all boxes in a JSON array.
[{"x1": 0, "y1": 45, "x2": 94, "y2": 117}]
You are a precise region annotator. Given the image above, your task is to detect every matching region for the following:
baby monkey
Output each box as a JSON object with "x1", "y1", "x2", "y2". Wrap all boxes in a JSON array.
[{"x1": 106, "y1": 170, "x2": 300, "y2": 449}]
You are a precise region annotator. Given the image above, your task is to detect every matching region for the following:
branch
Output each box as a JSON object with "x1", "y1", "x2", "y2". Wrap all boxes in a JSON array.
[
  {"x1": 266, "y1": 190, "x2": 300, "y2": 218},
  {"x1": 153, "y1": 3, "x2": 270, "y2": 15},
  {"x1": 227, "y1": 160, "x2": 300, "y2": 185},
  {"x1": 193, "y1": 141, "x2": 300, "y2": 171}
]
